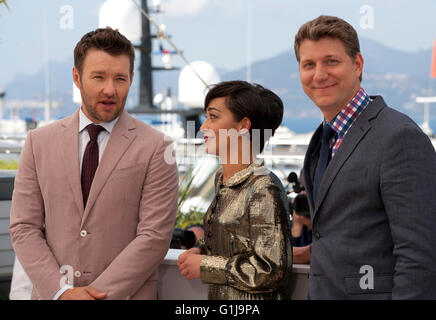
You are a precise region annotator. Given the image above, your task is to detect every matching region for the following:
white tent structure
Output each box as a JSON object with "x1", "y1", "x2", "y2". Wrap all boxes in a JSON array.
[{"x1": 178, "y1": 61, "x2": 220, "y2": 108}]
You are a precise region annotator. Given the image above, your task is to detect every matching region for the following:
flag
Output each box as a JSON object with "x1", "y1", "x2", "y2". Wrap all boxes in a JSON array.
[{"x1": 432, "y1": 40, "x2": 436, "y2": 78}]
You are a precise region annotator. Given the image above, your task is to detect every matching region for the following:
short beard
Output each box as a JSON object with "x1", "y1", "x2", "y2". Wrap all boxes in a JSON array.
[
  {"x1": 84, "y1": 100, "x2": 124, "y2": 122},
  {"x1": 80, "y1": 86, "x2": 127, "y2": 123},
  {"x1": 84, "y1": 101, "x2": 104, "y2": 122},
  {"x1": 84, "y1": 100, "x2": 125, "y2": 123}
]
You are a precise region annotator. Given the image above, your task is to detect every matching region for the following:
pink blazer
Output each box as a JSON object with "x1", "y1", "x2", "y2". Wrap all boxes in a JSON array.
[{"x1": 9, "y1": 109, "x2": 179, "y2": 299}]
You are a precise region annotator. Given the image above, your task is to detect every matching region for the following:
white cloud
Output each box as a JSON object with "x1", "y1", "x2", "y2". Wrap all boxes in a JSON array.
[{"x1": 163, "y1": 0, "x2": 208, "y2": 16}]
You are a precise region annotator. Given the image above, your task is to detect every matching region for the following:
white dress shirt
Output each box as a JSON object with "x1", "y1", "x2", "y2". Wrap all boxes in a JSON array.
[
  {"x1": 9, "y1": 257, "x2": 32, "y2": 300},
  {"x1": 78, "y1": 108, "x2": 119, "y2": 173}
]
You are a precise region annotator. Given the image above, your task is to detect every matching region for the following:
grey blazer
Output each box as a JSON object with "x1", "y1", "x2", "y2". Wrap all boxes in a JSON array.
[{"x1": 303, "y1": 96, "x2": 436, "y2": 299}]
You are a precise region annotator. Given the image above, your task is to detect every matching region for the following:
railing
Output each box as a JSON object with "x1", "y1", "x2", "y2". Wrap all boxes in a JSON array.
[
  {"x1": 158, "y1": 249, "x2": 309, "y2": 300},
  {"x1": 0, "y1": 172, "x2": 309, "y2": 299}
]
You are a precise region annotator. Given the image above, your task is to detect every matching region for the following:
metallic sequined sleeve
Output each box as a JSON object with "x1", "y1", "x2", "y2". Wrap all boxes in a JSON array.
[
  {"x1": 200, "y1": 179, "x2": 292, "y2": 293},
  {"x1": 194, "y1": 237, "x2": 207, "y2": 254}
]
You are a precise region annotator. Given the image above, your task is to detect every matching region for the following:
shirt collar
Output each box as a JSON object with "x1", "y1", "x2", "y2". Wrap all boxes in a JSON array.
[
  {"x1": 325, "y1": 87, "x2": 371, "y2": 137},
  {"x1": 79, "y1": 107, "x2": 119, "y2": 134},
  {"x1": 219, "y1": 159, "x2": 266, "y2": 187}
]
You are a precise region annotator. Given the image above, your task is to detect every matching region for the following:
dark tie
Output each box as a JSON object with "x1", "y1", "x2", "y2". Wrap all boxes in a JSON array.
[
  {"x1": 313, "y1": 124, "x2": 335, "y2": 203},
  {"x1": 81, "y1": 124, "x2": 105, "y2": 206}
]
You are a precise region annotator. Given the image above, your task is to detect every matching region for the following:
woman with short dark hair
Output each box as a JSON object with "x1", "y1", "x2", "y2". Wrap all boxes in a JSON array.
[{"x1": 177, "y1": 80, "x2": 293, "y2": 300}]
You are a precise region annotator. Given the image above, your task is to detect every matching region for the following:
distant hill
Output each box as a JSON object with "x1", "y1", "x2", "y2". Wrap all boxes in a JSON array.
[
  {"x1": 4, "y1": 37, "x2": 435, "y2": 130},
  {"x1": 222, "y1": 38, "x2": 435, "y2": 130}
]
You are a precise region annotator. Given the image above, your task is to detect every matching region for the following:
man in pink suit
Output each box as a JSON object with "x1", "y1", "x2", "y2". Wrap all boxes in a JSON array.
[{"x1": 9, "y1": 27, "x2": 179, "y2": 300}]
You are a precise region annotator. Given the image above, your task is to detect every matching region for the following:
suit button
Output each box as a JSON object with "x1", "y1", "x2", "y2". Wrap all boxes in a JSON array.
[
  {"x1": 207, "y1": 232, "x2": 212, "y2": 238},
  {"x1": 74, "y1": 270, "x2": 81, "y2": 278},
  {"x1": 207, "y1": 246, "x2": 212, "y2": 251},
  {"x1": 80, "y1": 230, "x2": 87, "y2": 237},
  {"x1": 314, "y1": 232, "x2": 321, "y2": 240}
]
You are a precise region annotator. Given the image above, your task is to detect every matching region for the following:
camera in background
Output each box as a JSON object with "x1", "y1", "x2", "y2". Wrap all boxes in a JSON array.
[
  {"x1": 286, "y1": 171, "x2": 310, "y2": 218},
  {"x1": 170, "y1": 228, "x2": 196, "y2": 249}
]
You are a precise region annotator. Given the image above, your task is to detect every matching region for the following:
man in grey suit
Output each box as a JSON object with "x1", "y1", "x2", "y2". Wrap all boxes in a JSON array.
[{"x1": 294, "y1": 15, "x2": 436, "y2": 299}]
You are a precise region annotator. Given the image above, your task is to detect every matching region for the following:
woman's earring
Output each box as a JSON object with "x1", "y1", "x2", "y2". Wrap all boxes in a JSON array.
[{"x1": 238, "y1": 128, "x2": 249, "y2": 136}]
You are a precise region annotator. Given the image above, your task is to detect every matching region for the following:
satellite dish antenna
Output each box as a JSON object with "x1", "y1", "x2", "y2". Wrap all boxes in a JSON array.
[
  {"x1": 178, "y1": 61, "x2": 220, "y2": 108},
  {"x1": 99, "y1": 0, "x2": 142, "y2": 42},
  {"x1": 153, "y1": 92, "x2": 164, "y2": 105}
]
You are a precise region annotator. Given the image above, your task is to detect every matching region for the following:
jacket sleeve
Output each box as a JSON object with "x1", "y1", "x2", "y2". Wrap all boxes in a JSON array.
[
  {"x1": 90, "y1": 136, "x2": 179, "y2": 299},
  {"x1": 200, "y1": 182, "x2": 293, "y2": 293},
  {"x1": 9, "y1": 131, "x2": 64, "y2": 299},
  {"x1": 194, "y1": 237, "x2": 207, "y2": 254},
  {"x1": 380, "y1": 123, "x2": 436, "y2": 299}
]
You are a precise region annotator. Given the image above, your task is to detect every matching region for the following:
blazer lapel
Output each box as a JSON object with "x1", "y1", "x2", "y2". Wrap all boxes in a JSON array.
[
  {"x1": 313, "y1": 97, "x2": 386, "y2": 219},
  {"x1": 81, "y1": 111, "x2": 137, "y2": 226},
  {"x1": 304, "y1": 123, "x2": 323, "y2": 214},
  {"x1": 58, "y1": 109, "x2": 84, "y2": 217}
]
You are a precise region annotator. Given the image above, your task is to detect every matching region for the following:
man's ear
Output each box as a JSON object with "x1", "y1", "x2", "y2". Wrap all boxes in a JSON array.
[
  {"x1": 354, "y1": 52, "x2": 364, "y2": 79},
  {"x1": 72, "y1": 66, "x2": 81, "y2": 90},
  {"x1": 130, "y1": 71, "x2": 135, "y2": 85}
]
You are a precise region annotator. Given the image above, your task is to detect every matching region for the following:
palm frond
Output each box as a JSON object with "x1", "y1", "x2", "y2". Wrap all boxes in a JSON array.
[
  {"x1": 175, "y1": 164, "x2": 206, "y2": 229},
  {"x1": 0, "y1": 0, "x2": 10, "y2": 11}
]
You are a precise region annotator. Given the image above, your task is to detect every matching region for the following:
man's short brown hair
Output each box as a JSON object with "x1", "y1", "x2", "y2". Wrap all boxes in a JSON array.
[
  {"x1": 294, "y1": 15, "x2": 362, "y2": 81},
  {"x1": 74, "y1": 27, "x2": 135, "y2": 76}
]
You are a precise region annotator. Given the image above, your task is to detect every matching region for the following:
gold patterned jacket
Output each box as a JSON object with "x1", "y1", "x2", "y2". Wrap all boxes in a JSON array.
[{"x1": 196, "y1": 161, "x2": 293, "y2": 300}]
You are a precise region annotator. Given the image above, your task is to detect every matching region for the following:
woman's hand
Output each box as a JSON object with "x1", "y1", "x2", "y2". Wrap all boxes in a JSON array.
[{"x1": 177, "y1": 248, "x2": 203, "y2": 280}]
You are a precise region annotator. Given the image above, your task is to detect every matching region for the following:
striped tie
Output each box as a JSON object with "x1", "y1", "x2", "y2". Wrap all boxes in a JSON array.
[{"x1": 81, "y1": 124, "x2": 105, "y2": 206}]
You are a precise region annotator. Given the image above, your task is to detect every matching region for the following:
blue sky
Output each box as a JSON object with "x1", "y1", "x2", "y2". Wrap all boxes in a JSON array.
[{"x1": 1, "y1": 0, "x2": 436, "y2": 88}]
